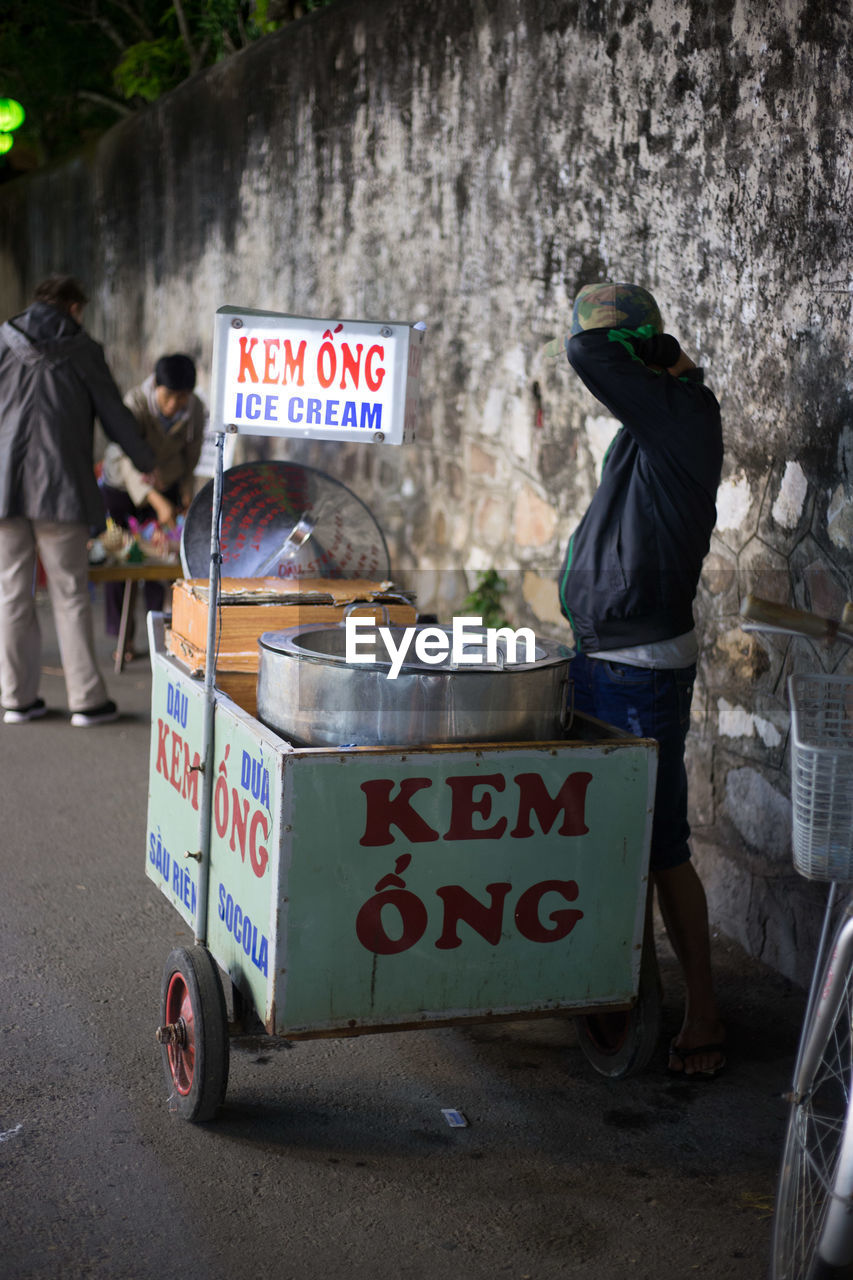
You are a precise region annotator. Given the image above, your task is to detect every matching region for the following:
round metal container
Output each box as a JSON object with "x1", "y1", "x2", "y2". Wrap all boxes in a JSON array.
[{"x1": 257, "y1": 623, "x2": 573, "y2": 747}]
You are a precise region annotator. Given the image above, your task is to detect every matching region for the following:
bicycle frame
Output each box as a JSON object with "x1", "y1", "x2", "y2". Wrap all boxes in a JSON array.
[{"x1": 795, "y1": 895, "x2": 853, "y2": 1096}]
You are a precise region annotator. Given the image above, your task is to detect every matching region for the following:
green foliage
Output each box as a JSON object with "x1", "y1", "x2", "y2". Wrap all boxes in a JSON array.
[
  {"x1": 462, "y1": 570, "x2": 509, "y2": 630},
  {"x1": 114, "y1": 37, "x2": 188, "y2": 103},
  {"x1": 196, "y1": 0, "x2": 280, "y2": 60},
  {"x1": 0, "y1": 0, "x2": 338, "y2": 173},
  {"x1": 113, "y1": 1, "x2": 287, "y2": 103},
  {"x1": 0, "y1": 0, "x2": 134, "y2": 169}
]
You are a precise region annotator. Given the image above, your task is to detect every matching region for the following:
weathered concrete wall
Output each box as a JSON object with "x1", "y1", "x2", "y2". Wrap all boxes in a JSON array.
[{"x1": 1, "y1": 0, "x2": 852, "y2": 983}]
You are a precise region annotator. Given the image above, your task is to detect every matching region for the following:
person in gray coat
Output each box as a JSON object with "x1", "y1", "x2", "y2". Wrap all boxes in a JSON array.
[{"x1": 0, "y1": 275, "x2": 156, "y2": 726}]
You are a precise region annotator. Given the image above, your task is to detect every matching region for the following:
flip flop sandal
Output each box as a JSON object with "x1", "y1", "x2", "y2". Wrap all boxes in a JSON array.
[{"x1": 667, "y1": 1040, "x2": 727, "y2": 1078}]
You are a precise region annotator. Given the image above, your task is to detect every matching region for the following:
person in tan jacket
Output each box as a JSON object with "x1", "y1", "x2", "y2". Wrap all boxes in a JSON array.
[{"x1": 100, "y1": 353, "x2": 205, "y2": 658}]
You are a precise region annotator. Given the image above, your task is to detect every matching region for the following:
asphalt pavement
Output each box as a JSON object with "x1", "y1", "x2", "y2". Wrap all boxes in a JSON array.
[{"x1": 0, "y1": 590, "x2": 811, "y2": 1280}]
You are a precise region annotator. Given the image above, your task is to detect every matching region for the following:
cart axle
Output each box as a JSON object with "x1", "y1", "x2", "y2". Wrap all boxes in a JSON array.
[{"x1": 156, "y1": 1019, "x2": 188, "y2": 1048}]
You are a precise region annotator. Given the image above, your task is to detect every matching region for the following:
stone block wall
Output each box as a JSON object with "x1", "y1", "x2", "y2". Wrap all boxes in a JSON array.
[{"x1": 1, "y1": 0, "x2": 851, "y2": 983}]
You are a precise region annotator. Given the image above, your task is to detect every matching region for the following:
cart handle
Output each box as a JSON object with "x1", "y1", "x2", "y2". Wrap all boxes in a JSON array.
[
  {"x1": 562, "y1": 677, "x2": 575, "y2": 735},
  {"x1": 253, "y1": 512, "x2": 316, "y2": 577},
  {"x1": 344, "y1": 601, "x2": 391, "y2": 627},
  {"x1": 740, "y1": 593, "x2": 853, "y2": 644}
]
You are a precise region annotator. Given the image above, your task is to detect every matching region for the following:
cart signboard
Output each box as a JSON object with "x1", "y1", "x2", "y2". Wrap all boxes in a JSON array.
[
  {"x1": 146, "y1": 662, "x2": 206, "y2": 933},
  {"x1": 275, "y1": 744, "x2": 656, "y2": 1033},
  {"x1": 147, "y1": 649, "x2": 279, "y2": 1022},
  {"x1": 209, "y1": 306, "x2": 425, "y2": 446},
  {"x1": 203, "y1": 711, "x2": 281, "y2": 1023}
]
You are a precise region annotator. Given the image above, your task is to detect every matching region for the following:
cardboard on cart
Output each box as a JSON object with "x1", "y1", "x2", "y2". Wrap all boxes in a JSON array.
[{"x1": 166, "y1": 577, "x2": 417, "y2": 716}]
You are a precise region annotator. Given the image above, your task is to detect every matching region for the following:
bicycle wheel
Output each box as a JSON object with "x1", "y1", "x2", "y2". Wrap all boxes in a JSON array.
[{"x1": 772, "y1": 944, "x2": 853, "y2": 1278}]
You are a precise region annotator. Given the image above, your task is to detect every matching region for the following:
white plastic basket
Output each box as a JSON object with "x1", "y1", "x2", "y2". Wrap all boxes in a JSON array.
[{"x1": 789, "y1": 673, "x2": 853, "y2": 881}]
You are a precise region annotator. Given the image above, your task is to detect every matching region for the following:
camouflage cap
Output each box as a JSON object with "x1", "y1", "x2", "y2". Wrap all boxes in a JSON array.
[
  {"x1": 571, "y1": 282, "x2": 663, "y2": 335},
  {"x1": 544, "y1": 281, "x2": 663, "y2": 358}
]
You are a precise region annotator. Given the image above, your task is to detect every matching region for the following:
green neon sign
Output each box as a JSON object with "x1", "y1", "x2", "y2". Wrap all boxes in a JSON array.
[{"x1": 0, "y1": 99, "x2": 25, "y2": 132}]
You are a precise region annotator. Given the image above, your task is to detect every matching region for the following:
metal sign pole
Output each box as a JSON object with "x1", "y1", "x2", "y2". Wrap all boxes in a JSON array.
[
  {"x1": 193, "y1": 429, "x2": 226, "y2": 945},
  {"x1": 182, "y1": 307, "x2": 424, "y2": 947}
]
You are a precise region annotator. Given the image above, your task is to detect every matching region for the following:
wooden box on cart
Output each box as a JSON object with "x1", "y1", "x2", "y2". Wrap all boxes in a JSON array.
[{"x1": 165, "y1": 576, "x2": 416, "y2": 717}]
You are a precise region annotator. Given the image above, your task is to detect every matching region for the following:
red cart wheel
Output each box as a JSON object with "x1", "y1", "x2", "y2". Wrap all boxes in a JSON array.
[
  {"x1": 157, "y1": 946, "x2": 229, "y2": 1122},
  {"x1": 575, "y1": 926, "x2": 662, "y2": 1078}
]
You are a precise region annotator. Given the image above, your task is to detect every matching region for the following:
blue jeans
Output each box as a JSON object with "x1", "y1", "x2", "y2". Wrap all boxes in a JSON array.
[{"x1": 570, "y1": 652, "x2": 696, "y2": 871}]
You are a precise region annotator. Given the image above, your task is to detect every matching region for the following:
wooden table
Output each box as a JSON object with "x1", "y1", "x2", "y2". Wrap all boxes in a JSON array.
[{"x1": 88, "y1": 560, "x2": 183, "y2": 673}]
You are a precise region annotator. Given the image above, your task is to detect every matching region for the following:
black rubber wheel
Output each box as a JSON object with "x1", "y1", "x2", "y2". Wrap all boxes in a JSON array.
[
  {"x1": 158, "y1": 945, "x2": 229, "y2": 1122},
  {"x1": 575, "y1": 925, "x2": 662, "y2": 1079}
]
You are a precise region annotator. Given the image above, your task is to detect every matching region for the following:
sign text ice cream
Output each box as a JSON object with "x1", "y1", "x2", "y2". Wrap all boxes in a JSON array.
[{"x1": 210, "y1": 306, "x2": 425, "y2": 446}]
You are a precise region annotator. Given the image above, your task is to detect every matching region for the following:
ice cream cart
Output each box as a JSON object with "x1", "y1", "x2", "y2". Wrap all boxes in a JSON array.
[{"x1": 146, "y1": 308, "x2": 660, "y2": 1122}]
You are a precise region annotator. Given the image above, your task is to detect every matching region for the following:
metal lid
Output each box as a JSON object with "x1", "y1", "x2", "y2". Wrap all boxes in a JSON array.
[{"x1": 180, "y1": 460, "x2": 390, "y2": 580}]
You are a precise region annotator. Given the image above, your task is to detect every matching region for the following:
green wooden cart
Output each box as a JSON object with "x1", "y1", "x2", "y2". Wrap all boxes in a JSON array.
[{"x1": 146, "y1": 612, "x2": 660, "y2": 1122}]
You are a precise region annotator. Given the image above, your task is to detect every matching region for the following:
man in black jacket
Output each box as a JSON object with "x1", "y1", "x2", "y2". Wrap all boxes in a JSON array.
[
  {"x1": 0, "y1": 275, "x2": 156, "y2": 726},
  {"x1": 555, "y1": 281, "x2": 725, "y2": 1076}
]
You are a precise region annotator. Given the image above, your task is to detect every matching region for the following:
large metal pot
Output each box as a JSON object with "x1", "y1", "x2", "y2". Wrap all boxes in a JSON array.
[{"x1": 257, "y1": 623, "x2": 573, "y2": 747}]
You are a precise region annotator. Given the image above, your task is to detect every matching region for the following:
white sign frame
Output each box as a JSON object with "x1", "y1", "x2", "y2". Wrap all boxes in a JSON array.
[{"x1": 209, "y1": 306, "x2": 425, "y2": 447}]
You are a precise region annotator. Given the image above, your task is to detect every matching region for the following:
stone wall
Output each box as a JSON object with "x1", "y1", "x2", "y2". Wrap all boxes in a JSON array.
[{"x1": 1, "y1": 0, "x2": 852, "y2": 983}]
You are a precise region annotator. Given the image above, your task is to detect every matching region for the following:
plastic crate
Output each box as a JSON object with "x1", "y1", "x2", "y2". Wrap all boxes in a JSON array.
[{"x1": 789, "y1": 673, "x2": 853, "y2": 881}]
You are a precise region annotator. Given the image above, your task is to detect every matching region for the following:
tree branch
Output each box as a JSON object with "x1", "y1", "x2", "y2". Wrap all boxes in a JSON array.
[
  {"x1": 102, "y1": 0, "x2": 155, "y2": 41},
  {"x1": 63, "y1": 0, "x2": 127, "y2": 52},
  {"x1": 171, "y1": 0, "x2": 202, "y2": 75},
  {"x1": 76, "y1": 89, "x2": 134, "y2": 118}
]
